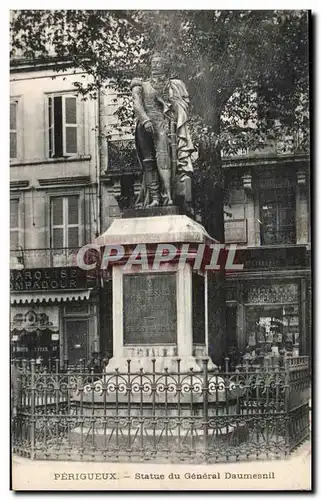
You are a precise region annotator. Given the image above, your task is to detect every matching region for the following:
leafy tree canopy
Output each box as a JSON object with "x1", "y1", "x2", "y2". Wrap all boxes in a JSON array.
[
  {"x1": 10, "y1": 10, "x2": 309, "y2": 238},
  {"x1": 10, "y1": 10, "x2": 309, "y2": 143}
]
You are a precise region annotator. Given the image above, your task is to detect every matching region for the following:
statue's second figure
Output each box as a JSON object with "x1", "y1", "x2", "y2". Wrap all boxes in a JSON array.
[{"x1": 131, "y1": 53, "x2": 194, "y2": 208}]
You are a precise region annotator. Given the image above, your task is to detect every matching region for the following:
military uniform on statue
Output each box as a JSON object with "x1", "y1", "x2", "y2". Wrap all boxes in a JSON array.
[
  {"x1": 131, "y1": 52, "x2": 194, "y2": 208},
  {"x1": 93, "y1": 51, "x2": 218, "y2": 376}
]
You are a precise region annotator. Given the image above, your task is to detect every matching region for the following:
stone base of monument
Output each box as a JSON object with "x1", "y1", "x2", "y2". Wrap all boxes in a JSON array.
[
  {"x1": 69, "y1": 400, "x2": 249, "y2": 458},
  {"x1": 96, "y1": 214, "x2": 220, "y2": 379},
  {"x1": 69, "y1": 424, "x2": 249, "y2": 451},
  {"x1": 70, "y1": 370, "x2": 249, "y2": 457},
  {"x1": 71, "y1": 370, "x2": 230, "y2": 405},
  {"x1": 105, "y1": 355, "x2": 217, "y2": 374},
  {"x1": 89, "y1": 211, "x2": 228, "y2": 459}
]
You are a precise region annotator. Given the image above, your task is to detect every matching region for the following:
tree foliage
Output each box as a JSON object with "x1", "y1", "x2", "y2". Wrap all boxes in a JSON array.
[{"x1": 10, "y1": 9, "x2": 309, "y2": 239}]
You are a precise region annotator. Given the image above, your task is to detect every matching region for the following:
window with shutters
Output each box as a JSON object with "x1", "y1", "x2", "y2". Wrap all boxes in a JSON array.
[
  {"x1": 10, "y1": 100, "x2": 18, "y2": 160},
  {"x1": 10, "y1": 199, "x2": 20, "y2": 249},
  {"x1": 50, "y1": 196, "x2": 80, "y2": 248},
  {"x1": 48, "y1": 94, "x2": 78, "y2": 157}
]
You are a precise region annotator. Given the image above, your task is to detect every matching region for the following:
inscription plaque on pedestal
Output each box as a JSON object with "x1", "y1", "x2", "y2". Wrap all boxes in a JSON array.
[{"x1": 123, "y1": 273, "x2": 177, "y2": 345}]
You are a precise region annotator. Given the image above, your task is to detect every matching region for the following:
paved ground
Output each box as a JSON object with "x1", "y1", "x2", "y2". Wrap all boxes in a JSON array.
[{"x1": 11, "y1": 438, "x2": 311, "y2": 491}]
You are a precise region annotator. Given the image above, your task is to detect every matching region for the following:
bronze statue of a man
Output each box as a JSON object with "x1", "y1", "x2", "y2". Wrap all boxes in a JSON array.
[{"x1": 131, "y1": 53, "x2": 194, "y2": 208}]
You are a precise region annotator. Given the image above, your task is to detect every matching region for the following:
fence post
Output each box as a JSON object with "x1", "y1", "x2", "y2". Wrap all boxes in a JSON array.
[
  {"x1": 30, "y1": 359, "x2": 36, "y2": 459},
  {"x1": 203, "y1": 358, "x2": 209, "y2": 463},
  {"x1": 284, "y1": 356, "x2": 291, "y2": 455}
]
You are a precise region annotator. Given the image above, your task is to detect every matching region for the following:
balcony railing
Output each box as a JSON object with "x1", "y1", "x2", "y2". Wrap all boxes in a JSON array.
[
  {"x1": 260, "y1": 228, "x2": 296, "y2": 246},
  {"x1": 10, "y1": 247, "x2": 82, "y2": 269},
  {"x1": 222, "y1": 128, "x2": 309, "y2": 159}
]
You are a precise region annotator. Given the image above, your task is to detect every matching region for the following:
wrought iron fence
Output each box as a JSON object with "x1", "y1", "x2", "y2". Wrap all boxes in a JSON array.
[{"x1": 11, "y1": 356, "x2": 310, "y2": 464}]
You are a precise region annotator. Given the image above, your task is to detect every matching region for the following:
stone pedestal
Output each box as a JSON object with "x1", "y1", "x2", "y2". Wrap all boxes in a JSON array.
[
  {"x1": 96, "y1": 213, "x2": 218, "y2": 373},
  {"x1": 70, "y1": 213, "x2": 243, "y2": 455}
]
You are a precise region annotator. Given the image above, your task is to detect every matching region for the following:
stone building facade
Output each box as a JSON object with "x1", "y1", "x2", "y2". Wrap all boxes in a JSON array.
[
  {"x1": 10, "y1": 59, "x2": 109, "y2": 367},
  {"x1": 222, "y1": 151, "x2": 311, "y2": 361}
]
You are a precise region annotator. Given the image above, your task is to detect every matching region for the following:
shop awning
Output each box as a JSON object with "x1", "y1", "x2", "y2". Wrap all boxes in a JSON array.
[{"x1": 11, "y1": 289, "x2": 93, "y2": 305}]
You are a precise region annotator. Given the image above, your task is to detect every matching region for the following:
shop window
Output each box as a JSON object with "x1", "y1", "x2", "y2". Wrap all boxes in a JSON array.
[
  {"x1": 10, "y1": 100, "x2": 18, "y2": 159},
  {"x1": 10, "y1": 199, "x2": 20, "y2": 250},
  {"x1": 245, "y1": 304, "x2": 300, "y2": 355},
  {"x1": 259, "y1": 188, "x2": 296, "y2": 245},
  {"x1": 48, "y1": 94, "x2": 78, "y2": 157},
  {"x1": 50, "y1": 195, "x2": 79, "y2": 248},
  {"x1": 11, "y1": 310, "x2": 59, "y2": 364}
]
